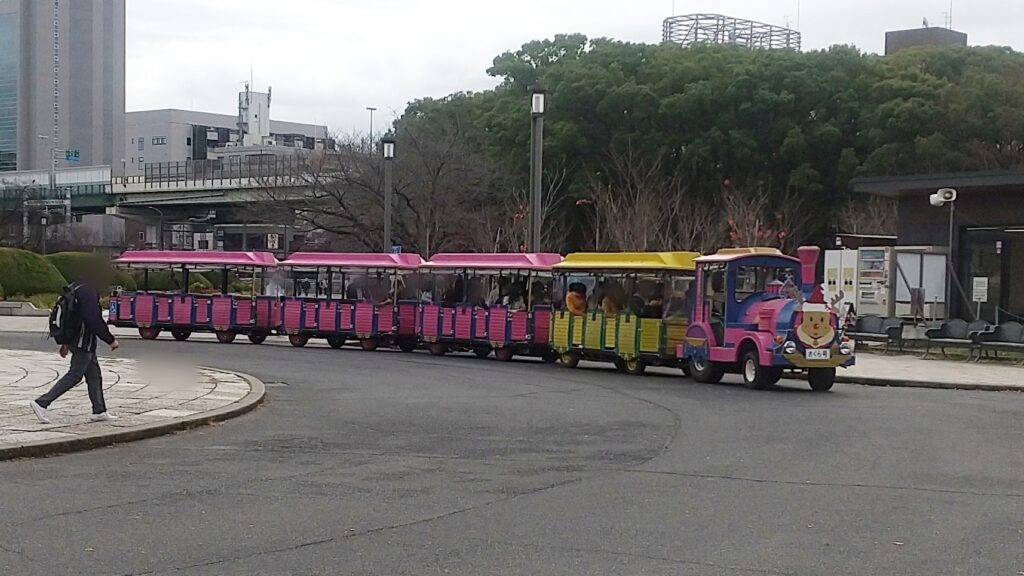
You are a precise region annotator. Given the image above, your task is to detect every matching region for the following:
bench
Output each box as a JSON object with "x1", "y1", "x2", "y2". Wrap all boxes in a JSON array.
[
  {"x1": 847, "y1": 316, "x2": 908, "y2": 353},
  {"x1": 924, "y1": 319, "x2": 993, "y2": 360},
  {"x1": 976, "y1": 321, "x2": 1024, "y2": 363}
]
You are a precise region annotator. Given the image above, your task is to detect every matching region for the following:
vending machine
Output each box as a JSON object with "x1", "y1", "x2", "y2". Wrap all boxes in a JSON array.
[
  {"x1": 824, "y1": 250, "x2": 859, "y2": 318},
  {"x1": 856, "y1": 247, "x2": 892, "y2": 317}
]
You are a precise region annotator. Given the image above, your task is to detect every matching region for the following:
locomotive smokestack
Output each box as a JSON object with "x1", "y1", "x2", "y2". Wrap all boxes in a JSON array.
[{"x1": 797, "y1": 246, "x2": 820, "y2": 293}]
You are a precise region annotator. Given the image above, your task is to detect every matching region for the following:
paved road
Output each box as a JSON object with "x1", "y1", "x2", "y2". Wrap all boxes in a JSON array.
[{"x1": 0, "y1": 333, "x2": 1021, "y2": 576}]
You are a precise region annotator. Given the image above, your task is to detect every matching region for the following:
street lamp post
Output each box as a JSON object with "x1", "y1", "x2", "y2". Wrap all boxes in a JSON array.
[
  {"x1": 382, "y1": 133, "x2": 396, "y2": 252},
  {"x1": 930, "y1": 188, "x2": 958, "y2": 318},
  {"x1": 366, "y1": 106, "x2": 377, "y2": 150},
  {"x1": 40, "y1": 214, "x2": 48, "y2": 255},
  {"x1": 528, "y1": 86, "x2": 546, "y2": 252}
]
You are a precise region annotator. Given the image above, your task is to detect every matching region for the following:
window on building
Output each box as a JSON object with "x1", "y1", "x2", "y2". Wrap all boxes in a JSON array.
[
  {"x1": 186, "y1": 137, "x2": 192, "y2": 146},
  {"x1": 197, "y1": 238, "x2": 210, "y2": 250},
  {"x1": 138, "y1": 157, "x2": 144, "y2": 166},
  {"x1": 138, "y1": 137, "x2": 144, "y2": 151},
  {"x1": 152, "y1": 137, "x2": 167, "y2": 145}
]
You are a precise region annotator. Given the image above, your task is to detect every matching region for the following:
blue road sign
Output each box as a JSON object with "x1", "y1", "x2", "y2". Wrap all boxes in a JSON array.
[
  {"x1": 390, "y1": 245, "x2": 402, "y2": 254},
  {"x1": 65, "y1": 149, "x2": 80, "y2": 162}
]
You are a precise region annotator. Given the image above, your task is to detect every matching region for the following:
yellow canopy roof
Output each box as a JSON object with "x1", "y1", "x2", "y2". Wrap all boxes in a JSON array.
[
  {"x1": 714, "y1": 247, "x2": 783, "y2": 256},
  {"x1": 554, "y1": 252, "x2": 700, "y2": 272}
]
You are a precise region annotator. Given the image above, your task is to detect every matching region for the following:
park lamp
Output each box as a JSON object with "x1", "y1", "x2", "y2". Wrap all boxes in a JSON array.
[
  {"x1": 381, "y1": 133, "x2": 396, "y2": 159},
  {"x1": 930, "y1": 188, "x2": 957, "y2": 207},
  {"x1": 530, "y1": 85, "x2": 546, "y2": 116}
]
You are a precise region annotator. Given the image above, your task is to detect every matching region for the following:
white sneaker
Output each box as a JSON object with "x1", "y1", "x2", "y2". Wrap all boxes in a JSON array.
[
  {"x1": 89, "y1": 412, "x2": 117, "y2": 423},
  {"x1": 29, "y1": 401, "x2": 51, "y2": 424}
]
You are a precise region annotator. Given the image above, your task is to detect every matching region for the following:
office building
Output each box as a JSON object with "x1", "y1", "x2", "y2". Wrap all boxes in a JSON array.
[
  {"x1": 0, "y1": 0, "x2": 126, "y2": 173},
  {"x1": 125, "y1": 87, "x2": 329, "y2": 176}
]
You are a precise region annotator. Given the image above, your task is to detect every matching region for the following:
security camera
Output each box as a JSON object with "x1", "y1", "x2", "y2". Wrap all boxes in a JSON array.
[{"x1": 930, "y1": 188, "x2": 957, "y2": 206}]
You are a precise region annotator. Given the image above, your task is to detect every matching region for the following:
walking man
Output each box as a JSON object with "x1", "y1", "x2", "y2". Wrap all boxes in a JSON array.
[{"x1": 30, "y1": 270, "x2": 120, "y2": 424}]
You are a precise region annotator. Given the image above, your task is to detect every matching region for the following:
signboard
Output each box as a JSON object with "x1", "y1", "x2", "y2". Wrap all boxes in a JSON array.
[
  {"x1": 64, "y1": 149, "x2": 80, "y2": 162},
  {"x1": 972, "y1": 277, "x2": 989, "y2": 303},
  {"x1": 390, "y1": 245, "x2": 402, "y2": 254},
  {"x1": 267, "y1": 233, "x2": 280, "y2": 250}
]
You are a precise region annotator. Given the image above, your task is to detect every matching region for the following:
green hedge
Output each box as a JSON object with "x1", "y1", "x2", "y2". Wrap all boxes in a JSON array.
[
  {"x1": 133, "y1": 270, "x2": 214, "y2": 292},
  {"x1": 0, "y1": 248, "x2": 68, "y2": 296},
  {"x1": 44, "y1": 252, "x2": 137, "y2": 292}
]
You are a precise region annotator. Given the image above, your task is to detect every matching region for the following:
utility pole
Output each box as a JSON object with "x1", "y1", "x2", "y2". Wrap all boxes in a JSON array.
[
  {"x1": 382, "y1": 133, "x2": 396, "y2": 251},
  {"x1": 528, "y1": 86, "x2": 546, "y2": 252}
]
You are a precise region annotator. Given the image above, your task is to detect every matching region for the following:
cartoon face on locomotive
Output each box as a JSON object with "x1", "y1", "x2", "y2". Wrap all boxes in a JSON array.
[{"x1": 681, "y1": 247, "x2": 854, "y2": 390}]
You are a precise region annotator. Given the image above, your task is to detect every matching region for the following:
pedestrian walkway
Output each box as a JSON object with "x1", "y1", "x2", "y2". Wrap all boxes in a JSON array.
[
  {"x1": 0, "y1": 349, "x2": 263, "y2": 459},
  {"x1": 841, "y1": 352, "x2": 1023, "y2": 391}
]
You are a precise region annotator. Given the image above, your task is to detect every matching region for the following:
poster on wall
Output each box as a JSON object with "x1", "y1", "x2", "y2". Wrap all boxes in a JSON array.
[{"x1": 972, "y1": 277, "x2": 989, "y2": 303}]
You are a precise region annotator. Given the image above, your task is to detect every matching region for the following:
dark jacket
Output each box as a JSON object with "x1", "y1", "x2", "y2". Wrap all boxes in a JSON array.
[{"x1": 72, "y1": 284, "x2": 115, "y2": 353}]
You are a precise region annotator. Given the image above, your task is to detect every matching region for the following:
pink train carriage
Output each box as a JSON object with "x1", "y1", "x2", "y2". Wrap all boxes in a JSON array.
[
  {"x1": 277, "y1": 252, "x2": 425, "y2": 351},
  {"x1": 109, "y1": 251, "x2": 281, "y2": 344},
  {"x1": 419, "y1": 253, "x2": 563, "y2": 361}
]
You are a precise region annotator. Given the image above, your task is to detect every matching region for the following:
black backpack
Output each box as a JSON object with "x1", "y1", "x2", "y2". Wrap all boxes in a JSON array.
[{"x1": 49, "y1": 283, "x2": 82, "y2": 345}]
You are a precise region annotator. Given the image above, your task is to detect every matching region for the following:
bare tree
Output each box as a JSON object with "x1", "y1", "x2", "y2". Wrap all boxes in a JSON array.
[
  {"x1": 722, "y1": 186, "x2": 784, "y2": 248},
  {"x1": 838, "y1": 196, "x2": 898, "y2": 236}
]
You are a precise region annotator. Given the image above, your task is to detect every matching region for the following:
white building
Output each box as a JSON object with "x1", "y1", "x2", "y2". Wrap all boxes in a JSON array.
[{"x1": 124, "y1": 87, "x2": 329, "y2": 176}]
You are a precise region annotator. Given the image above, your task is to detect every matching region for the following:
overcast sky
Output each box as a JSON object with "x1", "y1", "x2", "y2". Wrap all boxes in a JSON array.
[{"x1": 126, "y1": 0, "x2": 1022, "y2": 133}]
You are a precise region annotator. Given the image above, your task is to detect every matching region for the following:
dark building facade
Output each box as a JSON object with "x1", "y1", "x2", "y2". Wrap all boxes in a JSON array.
[
  {"x1": 885, "y1": 26, "x2": 968, "y2": 55},
  {"x1": 854, "y1": 171, "x2": 1024, "y2": 323}
]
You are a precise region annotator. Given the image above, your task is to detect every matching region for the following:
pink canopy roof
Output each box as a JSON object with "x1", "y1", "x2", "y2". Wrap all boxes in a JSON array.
[
  {"x1": 115, "y1": 251, "x2": 279, "y2": 268},
  {"x1": 424, "y1": 253, "x2": 563, "y2": 271},
  {"x1": 281, "y1": 252, "x2": 425, "y2": 270}
]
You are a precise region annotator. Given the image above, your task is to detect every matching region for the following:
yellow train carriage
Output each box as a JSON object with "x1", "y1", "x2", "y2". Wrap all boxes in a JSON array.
[{"x1": 551, "y1": 252, "x2": 699, "y2": 376}]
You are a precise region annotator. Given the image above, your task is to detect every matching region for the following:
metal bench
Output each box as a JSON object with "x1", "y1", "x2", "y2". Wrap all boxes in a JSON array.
[
  {"x1": 847, "y1": 316, "x2": 908, "y2": 353},
  {"x1": 924, "y1": 319, "x2": 993, "y2": 360},
  {"x1": 976, "y1": 321, "x2": 1024, "y2": 363}
]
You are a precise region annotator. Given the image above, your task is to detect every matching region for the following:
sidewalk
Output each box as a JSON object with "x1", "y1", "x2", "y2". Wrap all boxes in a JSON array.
[
  {"x1": 840, "y1": 352, "x2": 1023, "y2": 392},
  {"x1": 0, "y1": 349, "x2": 264, "y2": 460}
]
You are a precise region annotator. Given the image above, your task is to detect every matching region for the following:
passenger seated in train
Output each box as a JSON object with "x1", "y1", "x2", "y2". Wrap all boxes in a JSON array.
[
  {"x1": 566, "y1": 283, "x2": 588, "y2": 316},
  {"x1": 466, "y1": 278, "x2": 487, "y2": 308},
  {"x1": 529, "y1": 281, "x2": 551, "y2": 307},
  {"x1": 504, "y1": 284, "x2": 527, "y2": 311},
  {"x1": 663, "y1": 278, "x2": 692, "y2": 321},
  {"x1": 630, "y1": 279, "x2": 664, "y2": 318},
  {"x1": 599, "y1": 279, "x2": 625, "y2": 315},
  {"x1": 443, "y1": 277, "x2": 465, "y2": 305}
]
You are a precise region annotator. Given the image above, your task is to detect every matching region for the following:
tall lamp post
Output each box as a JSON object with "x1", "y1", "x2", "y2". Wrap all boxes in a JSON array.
[
  {"x1": 930, "y1": 188, "x2": 958, "y2": 318},
  {"x1": 366, "y1": 106, "x2": 377, "y2": 150},
  {"x1": 528, "y1": 85, "x2": 546, "y2": 252},
  {"x1": 382, "y1": 133, "x2": 396, "y2": 252}
]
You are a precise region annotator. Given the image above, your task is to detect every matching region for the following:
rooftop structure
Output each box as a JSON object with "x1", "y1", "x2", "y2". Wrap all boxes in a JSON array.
[{"x1": 662, "y1": 14, "x2": 801, "y2": 51}]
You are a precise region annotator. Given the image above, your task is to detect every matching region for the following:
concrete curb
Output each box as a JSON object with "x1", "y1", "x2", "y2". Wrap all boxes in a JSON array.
[
  {"x1": 836, "y1": 374, "x2": 1022, "y2": 392},
  {"x1": 0, "y1": 369, "x2": 266, "y2": 461}
]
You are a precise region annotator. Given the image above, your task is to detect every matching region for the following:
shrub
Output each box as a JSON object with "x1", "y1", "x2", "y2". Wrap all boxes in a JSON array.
[
  {"x1": 0, "y1": 248, "x2": 67, "y2": 296},
  {"x1": 44, "y1": 251, "x2": 138, "y2": 292},
  {"x1": 133, "y1": 270, "x2": 213, "y2": 292},
  {"x1": 112, "y1": 270, "x2": 138, "y2": 291},
  {"x1": 0, "y1": 283, "x2": 4, "y2": 300}
]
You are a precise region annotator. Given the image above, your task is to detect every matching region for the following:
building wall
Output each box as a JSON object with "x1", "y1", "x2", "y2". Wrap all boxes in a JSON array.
[
  {"x1": 885, "y1": 27, "x2": 968, "y2": 55},
  {"x1": 4, "y1": 0, "x2": 124, "y2": 174},
  {"x1": 0, "y1": 2, "x2": 18, "y2": 172}
]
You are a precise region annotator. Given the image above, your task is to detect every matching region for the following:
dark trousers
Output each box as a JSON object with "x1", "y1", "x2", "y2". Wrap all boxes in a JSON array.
[{"x1": 36, "y1": 349, "x2": 107, "y2": 415}]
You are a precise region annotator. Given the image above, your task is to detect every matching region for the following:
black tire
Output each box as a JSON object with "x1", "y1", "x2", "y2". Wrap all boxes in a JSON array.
[
  {"x1": 359, "y1": 338, "x2": 379, "y2": 352},
  {"x1": 327, "y1": 335, "x2": 346, "y2": 349},
  {"x1": 560, "y1": 352, "x2": 580, "y2": 368},
  {"x1": 621, "y1": 357, "x2": 647, "y2": 376},
  {"x1": 215, "y1": 331, "x2": 236, "y2": 344},
  {"x1": 288, "y1": 334, "x2": 309, "y2": 348},
  {"x1": 171, "y1": 329, "x2": 191, "y2": 341},
  {"x1": 741, "y1": 350, "x2": 774, "y2": 390},
  {"x1": 247, "y1": 331, "x2": 268, "y2": 345},
  {"x1": 768, "y1": 367, "x2": 785, "y2": 386},
  {"x1": 473, "y1": 347, "x2": 492, "y2": 358},
  {"x1": 428, "y1": 343, "x2": 447, "y2": 356},
  {"x1": 680, "y1": 364, "x2": 692, "y2": 378},
  {"x1": 398, "y1": 338, "x2": 418, "y2": 353},
  {"x1": 494, "y1": 347, "x2": 514, "y2": 362},
  {"x1": 138, "y1": 327, "x2": 161, "y2": 340},
  {"x1": 541, "y1": 350, "x2": 559, "y2": 364},
  {"x1": 808, "y1": 368, "x2": 836, "y2": 392},
  {"x1": 689, "y1": 355, "x2": 724, "y2": 384}
]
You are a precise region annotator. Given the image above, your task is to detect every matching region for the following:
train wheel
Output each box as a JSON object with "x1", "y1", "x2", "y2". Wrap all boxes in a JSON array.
[
  {"x1": 359, "y1": 338, "x2": 379, "y2": 352},
  {"x1": 428, "y1": 343, "x2": 447, "y2": 356},
  {"x1": 288, "y1": 334, "x2": 309, "y2": 348},
  {"x1": 473, "y1": 347, "x2": 492, "y2": 359},
  {"x1": 171, "y1": 329, "x2": 191, "y2": 342},
  {"x1": 741, "y1": 351, "x2": 773, "y2": 390},
  {"x1": 689, "y1": 355, "x2": 724, "y2": 384},
  {"x1": 327, "y1": 335, "x2": 347, "y2": 349},
  {"x1": 247, "y1": 331, "x2": 268, "y2": 345},
  {"x1": 398, "y1": 338, "x2": 418, "y2": 353},
  {"x1": 138, "y1": 327, "x2": 161, "y2": 340},
  {"x1": 216, "y1": 331, "x2": 236, "y2": 344},
  {"x1": 808, "y1": 368, "x2": 836, "y2": 392},
  {"x1": 622, "y1": 357, "x2": 647, "y2": 376},
  {"x1": 494, "y1": 347, "x2": 514, "y2": 362},
  {"x1": 560, "y1": 352, "x2": 580, "y2": 369}
]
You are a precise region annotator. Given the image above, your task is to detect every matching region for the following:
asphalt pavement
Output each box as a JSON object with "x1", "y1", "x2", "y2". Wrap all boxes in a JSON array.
[{"x1": 0, "y1": 333, "x2": 1021, "y2": 576}]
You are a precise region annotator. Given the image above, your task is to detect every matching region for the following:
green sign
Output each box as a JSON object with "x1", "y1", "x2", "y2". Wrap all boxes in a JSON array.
[{"x1": 65, "y1": 149, "x2": 80, "y2": 162}]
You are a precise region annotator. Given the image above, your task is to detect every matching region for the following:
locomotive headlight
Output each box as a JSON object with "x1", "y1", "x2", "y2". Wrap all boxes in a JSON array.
[
  {"x1": 839, "y1": 342, "x2": 852, "y2": 355},
  {"x1": 783, "y1": 341, "x2": 797, "y2": 355}
]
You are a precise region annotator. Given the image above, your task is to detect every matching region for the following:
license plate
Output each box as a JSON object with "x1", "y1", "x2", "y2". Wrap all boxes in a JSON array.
[{"x1": 806, "y1": 348, "x2": 831, "y2": 361}]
